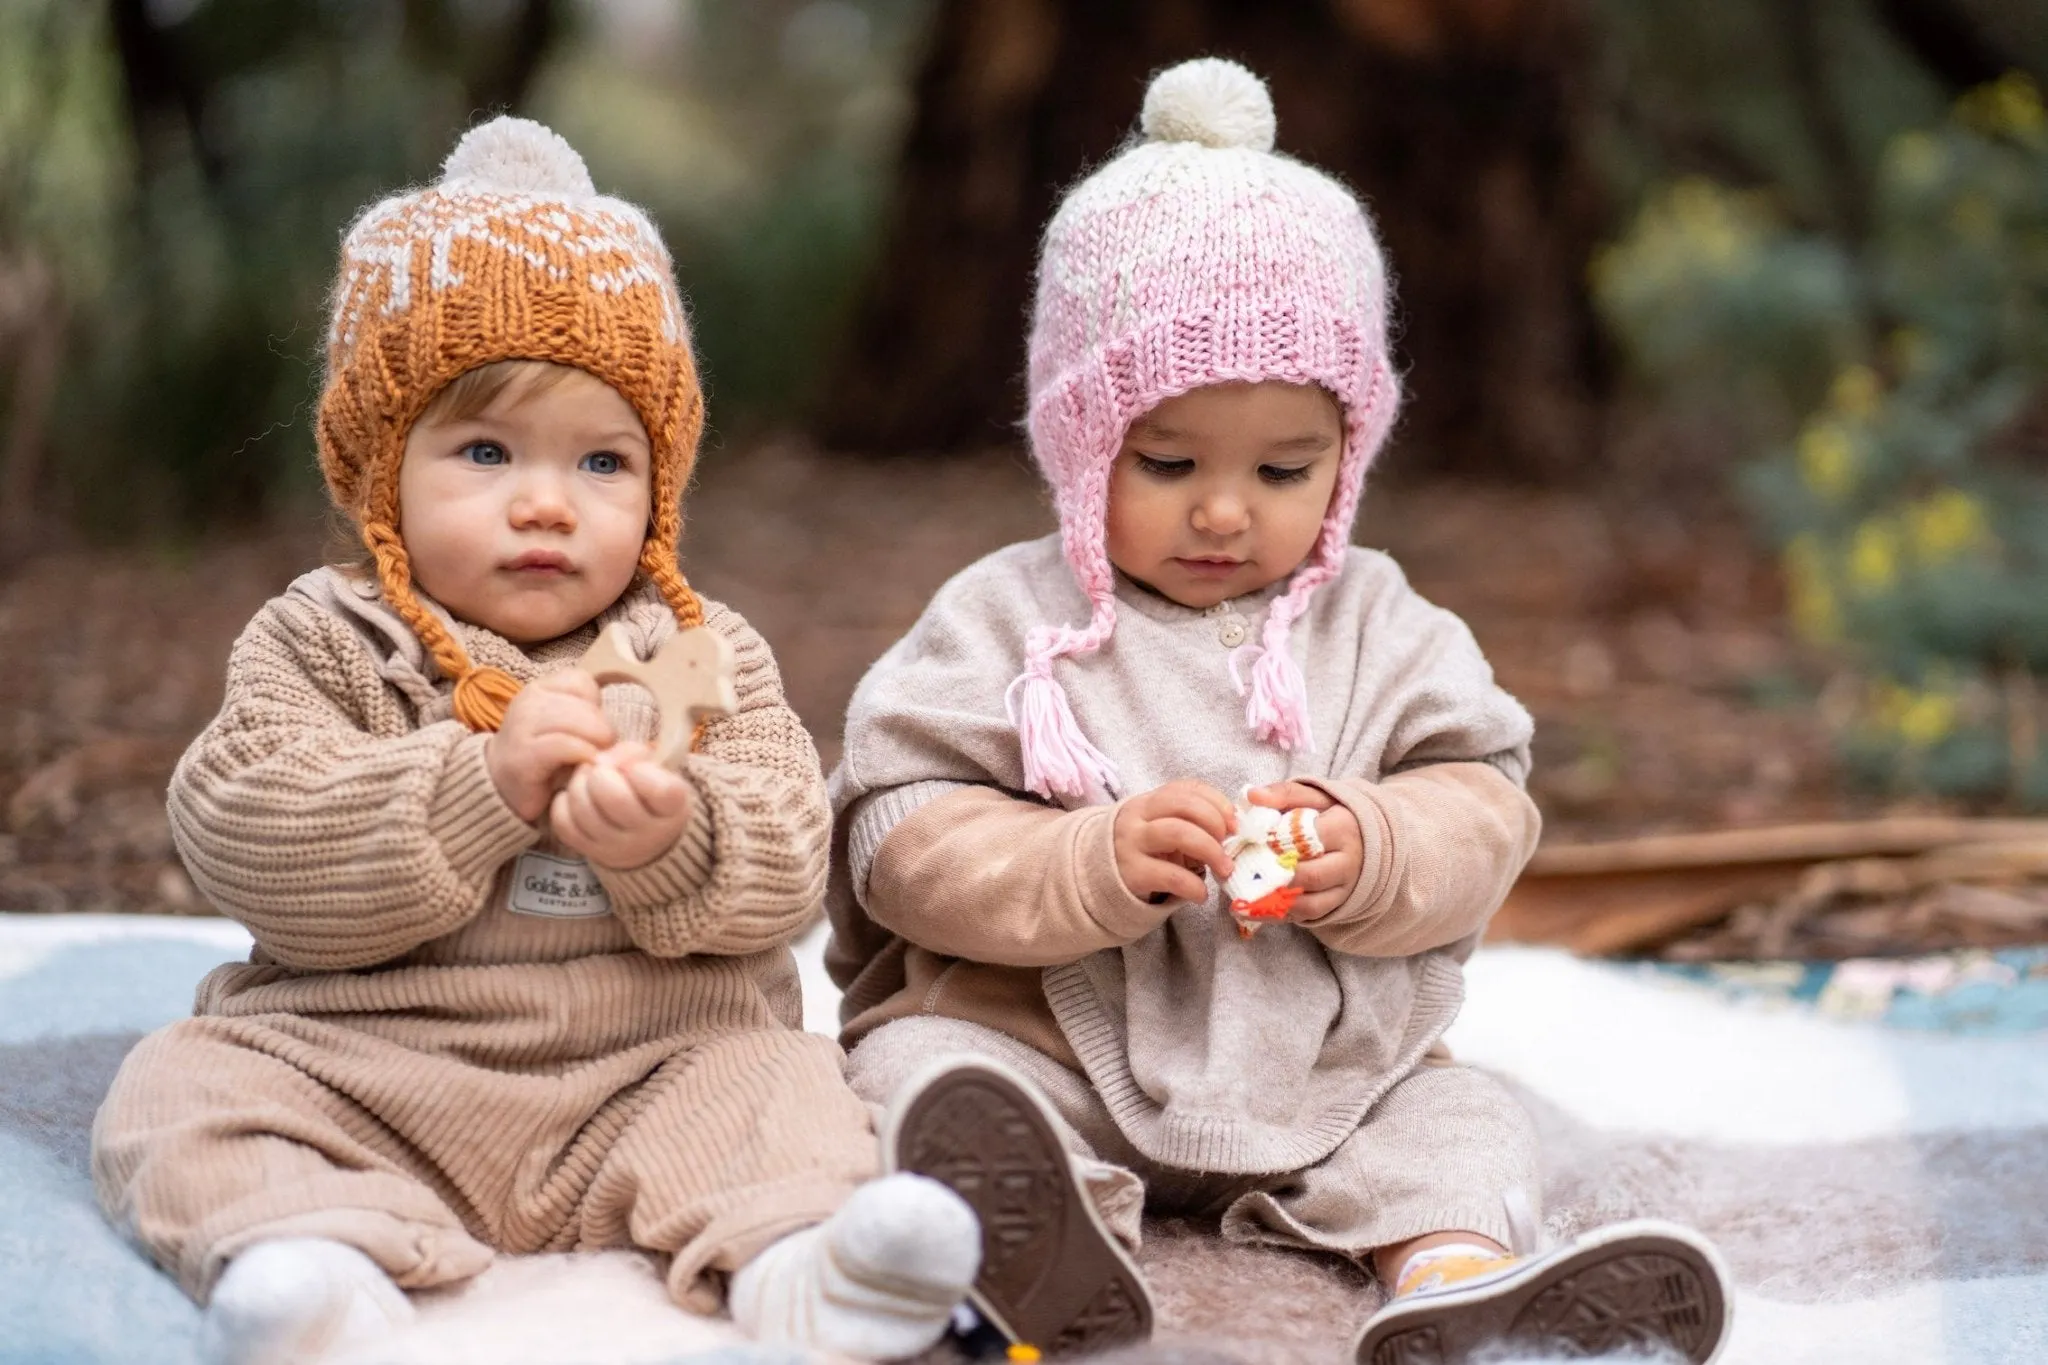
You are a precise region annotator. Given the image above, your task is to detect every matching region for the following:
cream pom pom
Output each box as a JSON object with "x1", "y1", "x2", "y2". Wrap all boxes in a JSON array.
[
  {"x1": 439, "y1": 116, "x2": 596, "y2": 196},
  {"x1": 1139, "y1": 58, "x2": 1276, "y2": 152}
]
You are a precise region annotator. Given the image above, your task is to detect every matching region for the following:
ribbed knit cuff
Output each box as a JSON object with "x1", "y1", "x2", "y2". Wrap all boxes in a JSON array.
[
  {"x1": 428, "y1": 732, "x2": 540, "y2": 882},
  {"x1": 1298, "y1": 775, "x2": 1393, "y2": 929},
  {"x1": 1076, "y1": 802, "x2": 1164, "y2": 941},
  {"x1": 593, "y1": 775, "x2": 717, "y2": 908}
]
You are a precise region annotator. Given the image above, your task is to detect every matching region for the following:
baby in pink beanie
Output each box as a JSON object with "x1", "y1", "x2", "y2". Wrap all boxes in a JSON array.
[{"x1": 826, "y1": 59, "x2": 1730, "y2": 1365}]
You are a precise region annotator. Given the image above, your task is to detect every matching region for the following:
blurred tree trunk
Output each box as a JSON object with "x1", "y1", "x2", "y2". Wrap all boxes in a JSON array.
[
  {"x1": 0, "y1": 256, "x2": 63, "y2": 569},
  {"x1": 1872, "y1": 0, "x2": 2022, "y2": 91},
  {"x1": 817, "y1": 0, "x2": 1612, "y2": 482},
  {"x1": 108, "y1": 0, "x2": 562, "y2": 191}
]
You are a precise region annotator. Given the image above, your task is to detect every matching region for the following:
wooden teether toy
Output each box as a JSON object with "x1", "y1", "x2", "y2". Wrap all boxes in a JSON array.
[
  {"x1": 1221, "y1": 801, "x2": 1325, "y2": 939},
  {"x1": 576, "y1": 623, "x2": 738, "y2": 768}
]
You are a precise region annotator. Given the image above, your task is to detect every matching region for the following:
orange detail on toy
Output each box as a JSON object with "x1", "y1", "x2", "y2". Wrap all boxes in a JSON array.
[{"x1": 1230, "y1": 885, "x2": 1302, "y2": 938}]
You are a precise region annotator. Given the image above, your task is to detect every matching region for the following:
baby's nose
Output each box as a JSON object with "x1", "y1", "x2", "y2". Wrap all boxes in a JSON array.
[
  {"x1": 511, "y1": 476, "x2": 577, "y2": 528},
  {"x1": 1194, "y1": 493, "x2": 1249, "y2": 533}
]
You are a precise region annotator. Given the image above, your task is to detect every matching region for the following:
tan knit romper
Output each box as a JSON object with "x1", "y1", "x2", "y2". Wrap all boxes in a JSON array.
[{"x1": 92, "y1": 575, "x2": 879, "y2": 1312}]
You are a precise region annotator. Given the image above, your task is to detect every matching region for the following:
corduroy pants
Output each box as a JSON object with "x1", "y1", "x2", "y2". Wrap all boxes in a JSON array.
[{"x1": 94, "y1": 1006, "x2": 879, "y2": 1313}]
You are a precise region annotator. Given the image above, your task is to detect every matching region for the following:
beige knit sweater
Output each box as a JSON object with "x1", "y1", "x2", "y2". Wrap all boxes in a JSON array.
[
  {"x1": 170, "y1": 566, "x2": 828, "y2": 976},
  {"x1": 828, "y1": 536, "x2": 1541, "y2": 1176}
]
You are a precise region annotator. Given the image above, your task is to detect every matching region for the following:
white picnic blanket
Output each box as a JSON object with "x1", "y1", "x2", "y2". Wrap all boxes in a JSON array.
[{"x1": 2, "y1": 913, "x2": 2042, "y2": 1364}]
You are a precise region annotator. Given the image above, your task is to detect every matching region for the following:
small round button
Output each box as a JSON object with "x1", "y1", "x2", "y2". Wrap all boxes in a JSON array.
[
  {"x1": 1206, "y1": 601, "x2": 1233, "y2": 618},
  {"x1": 1219, "y1": 620, "x2": 1247, "y2": 648}
]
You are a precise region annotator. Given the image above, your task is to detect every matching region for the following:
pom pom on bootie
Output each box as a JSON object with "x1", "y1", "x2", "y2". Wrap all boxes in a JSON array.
[{"x1": 1220, "y1": 798, "x2": 1324, "y2": 938}]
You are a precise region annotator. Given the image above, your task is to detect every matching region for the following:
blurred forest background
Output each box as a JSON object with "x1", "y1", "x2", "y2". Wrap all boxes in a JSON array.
[{"x1": 3, "y1": 0, "x2": 2048, "y2": 945}]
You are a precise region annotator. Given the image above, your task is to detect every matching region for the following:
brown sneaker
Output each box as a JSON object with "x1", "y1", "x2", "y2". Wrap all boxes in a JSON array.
[
  {"x1": 1353, "y1": 1220, "x2": 1732, "y2": 1365},
  {"x1": 883, "y1": 1057, "x2": 1154, "y2": 1358}
]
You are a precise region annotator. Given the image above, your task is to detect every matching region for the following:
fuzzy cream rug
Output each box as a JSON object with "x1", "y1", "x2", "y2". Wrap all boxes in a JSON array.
[{"x1": 4, "y1": 915, "x2": 2043, "y2": 1364}]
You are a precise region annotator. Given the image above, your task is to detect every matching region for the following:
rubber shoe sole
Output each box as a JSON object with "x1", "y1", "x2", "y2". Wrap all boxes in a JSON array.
[
  {"x1": 883, "y1": 1057, "x2": 1154, "y2": 1358},
  {"x1": 1353, "y1": 1219, "x2": 1732, "y2": 1365}
]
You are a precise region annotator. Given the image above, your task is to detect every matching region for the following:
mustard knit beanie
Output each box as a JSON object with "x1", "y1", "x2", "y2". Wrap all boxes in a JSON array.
[{"x1": 317, "y1": 115, "x2": 705, "y2": 733}]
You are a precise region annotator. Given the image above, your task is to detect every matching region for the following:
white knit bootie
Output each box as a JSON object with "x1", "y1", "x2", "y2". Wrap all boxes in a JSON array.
[
  {"x1": 729, "y1": 1173, "x2": 981, "y2": 1360},
  {"x1": 200, "y1": 1237, "x2": 414, "y2": 1365}
]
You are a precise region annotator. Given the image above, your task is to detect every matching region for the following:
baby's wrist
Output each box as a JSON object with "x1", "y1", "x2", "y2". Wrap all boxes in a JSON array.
[
  {"x1": 482, "y1": 736, "x2": 540, "y2": 823},
  {"x1": 594, "y1": 805, "x2": 692, "y2": 871}
]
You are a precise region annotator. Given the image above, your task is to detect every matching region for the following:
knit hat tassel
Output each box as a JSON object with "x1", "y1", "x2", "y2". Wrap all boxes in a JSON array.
[
  {"x1": 452, "y1": 666, "x2": 523, "y2": 733},
  {"x1": 1239, "y1": 639, "x2": 1315, "y2": 754},
  {"x1": 1005, "y1": 659, "x2": 1119, "y2": 803}
]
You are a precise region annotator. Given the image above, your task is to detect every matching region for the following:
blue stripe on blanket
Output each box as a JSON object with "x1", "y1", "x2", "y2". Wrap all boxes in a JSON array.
[
  {"x1": 0, "y1": 1126, "x2": 199, "y2": 1365},
  {"x1": 1645, "y1": 947, "x2": 2048, "y2": 1034},
  {"x1": 0, "y1": 938, "x2": 231, "y2": 1044}
]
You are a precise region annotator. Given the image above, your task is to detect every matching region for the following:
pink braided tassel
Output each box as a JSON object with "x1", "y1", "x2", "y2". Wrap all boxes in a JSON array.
[
  {"x1": 1006, "y1": 659, "x2": 1119, "y2": 803},
  {"x1": 1241, "y1": 640, "x2": 1315, "y2": 753}
]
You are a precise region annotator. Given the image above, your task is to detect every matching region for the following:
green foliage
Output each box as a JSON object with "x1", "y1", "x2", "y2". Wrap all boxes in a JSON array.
[
  {"x1": 530, "y1": 0, "x2": 924, "y2": 431},
  {"x1": 0, "y1": 4, "x2": 126, "y2": 296},
  {"x1": 1591, "y1": 179, "x2": 1862, "y2": 430},
  {"x1": 4, "y1": 0, "x2": 926, "y2": 538},
  {"x1": 1597, "y1": 74, "x2": 2048, "y2": 805}
]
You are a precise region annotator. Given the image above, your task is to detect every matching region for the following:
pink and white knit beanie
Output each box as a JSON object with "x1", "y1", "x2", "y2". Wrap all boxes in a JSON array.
[{"x1": 1008, "y1": 57, "x2": 1401, "y2": 802}]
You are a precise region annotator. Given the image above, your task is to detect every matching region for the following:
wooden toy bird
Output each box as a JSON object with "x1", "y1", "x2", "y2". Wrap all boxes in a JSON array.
[{"x1": 577, "y1": 623, "x2": 738, "y2": 769}]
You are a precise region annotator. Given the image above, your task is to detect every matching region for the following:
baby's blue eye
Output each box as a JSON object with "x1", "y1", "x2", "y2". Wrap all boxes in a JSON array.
[
  {"x1": 462, "y1": 441, "x2": 507, "y2": 466},
  {"x1": 581, "y1": 451, "x2": 624, "y2": 475}
]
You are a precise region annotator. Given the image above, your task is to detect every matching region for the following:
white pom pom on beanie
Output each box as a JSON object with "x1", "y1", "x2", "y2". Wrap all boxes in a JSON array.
[
  {"x1": 1139, "y1": 56, "x2": 1278, "y2": 151},
  {"x1": 438, "y1": 116, "x2": 598, "y2": 196},
  {"x1": 1009, "y1": 57, "x2": 1401, "y2": 803}
]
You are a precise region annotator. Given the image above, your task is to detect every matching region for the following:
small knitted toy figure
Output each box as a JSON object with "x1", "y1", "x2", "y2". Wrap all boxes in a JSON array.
[{"x1": 1220, "y1": 799, "x2": 1325, "y2": 937}]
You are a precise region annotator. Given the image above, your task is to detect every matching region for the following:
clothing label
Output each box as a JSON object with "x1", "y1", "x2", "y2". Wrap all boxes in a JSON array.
[{"x1": 507, "y1": 851, "x2": 613, "y2": 919}]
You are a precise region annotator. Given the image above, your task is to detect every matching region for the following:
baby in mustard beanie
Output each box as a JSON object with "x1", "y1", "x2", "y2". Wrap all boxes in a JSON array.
[{"x1": 91, "y1": 118, "x2": 978, "y2": 1364}]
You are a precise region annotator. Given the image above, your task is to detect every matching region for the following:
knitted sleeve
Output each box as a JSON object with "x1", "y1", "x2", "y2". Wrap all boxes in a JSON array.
[
  {"x1": 166, "y1": 595, "x2": 538, "y2": 970},
  {"x1": 851, "y1": 785, "x2": 1164, "y2": 967},
  {"x1": 1299, "y1": 762, "x2": 1541, "y2": 957},
  {"x1": 593, "y1": 601, "x2": 830, "y2": 957}
]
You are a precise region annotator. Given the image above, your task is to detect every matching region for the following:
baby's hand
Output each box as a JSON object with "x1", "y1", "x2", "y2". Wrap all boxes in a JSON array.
[
  {"x1": 1112, "y1": 779, "x2": 1236, "y2": 907},
  {"x1": 486, "y1": 672, "x2": 617, "y2": 823},
  {"x1": 1246, "y1": 781, "x2": 1363, "y2": 922},
  {"x1": 550, "y1": 742, "x2": 694, "y2": 870}
]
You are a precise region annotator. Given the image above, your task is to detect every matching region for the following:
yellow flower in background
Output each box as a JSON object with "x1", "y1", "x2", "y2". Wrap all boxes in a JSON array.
[
  {"x1": 1588, "y1": 178, "x2": 1773, "y2": 314},
  {"x1": 1784, "y1": 534, "x2": 1841, "y2": 643},
  {"x1": 1889, "y1": 327, "x2": 1928, "y2": 376},
  {"x1": 1950, "y1": 192, "x2": 1999, "y2": 243},
  {"x1": 1848, "y1": 517, "x2": 1902, "y2": 591},
  {"x1": 1957, "y1": 71, "x2": 2046, "y2": 144},
  {"x1": 1886, "y1": 130, "x2": 1947, "y2": 188},
  {"x1": 1797, "y1": 420, "x2": 1859, "y2": 501},
  {"x1": 1897, "y1": 693, "x2": 1956, "y2": 747},
  {"x1": 1829, "y1": 365, "x2": 1883, "y2": 419},
  {"x1": 1907, "y1": 488, "x2": 1993, "y2": 562},
  {"x1": 1870, "y1": 678, "x2": 1960, "y2": 748},
  {"x1": 1671, "y1": 179, "x2": 1736, "y2": 263}
]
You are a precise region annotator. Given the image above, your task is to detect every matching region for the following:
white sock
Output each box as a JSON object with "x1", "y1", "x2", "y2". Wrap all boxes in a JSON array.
[
  {"x1": 730, "y1": 1172, "x2": 981, "y2": 1360},
  {"x1": 201, "y1": 1237, "x2": 414, "y2": 1365}
]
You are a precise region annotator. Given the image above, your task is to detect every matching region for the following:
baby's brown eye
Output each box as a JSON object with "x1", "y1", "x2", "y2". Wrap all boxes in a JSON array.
[
  {"x1": 1259, "y1": 464, "x2": 1312, "y2": 485},
  {"x1": 1135, "y1": 454, "x2": 1193, "y2": 478}
]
